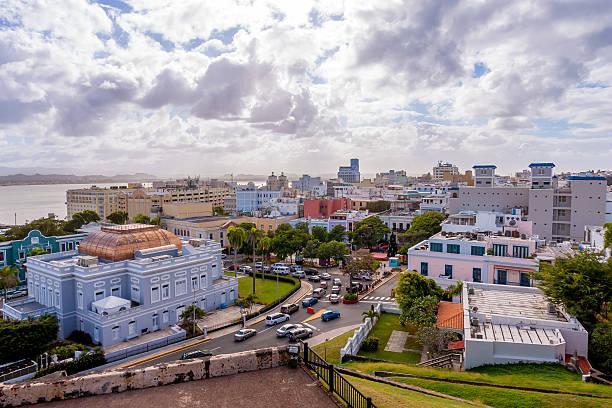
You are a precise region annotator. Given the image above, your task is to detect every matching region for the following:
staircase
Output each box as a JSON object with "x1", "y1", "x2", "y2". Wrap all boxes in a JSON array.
[{"x1": 417, "y1": 353, "x2": 462, "y2": 370}]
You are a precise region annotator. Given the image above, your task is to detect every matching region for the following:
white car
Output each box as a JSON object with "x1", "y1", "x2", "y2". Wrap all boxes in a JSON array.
[
  {"x1": 292, "y1": 270, "x2": 305, "y2": 279},
  {"x1": 239, "y1": 265, "x2": 252, "y2": 272},
  {"x1": 312, "y1": 288, "x2": 326, "y2": 298},
  {"x1": 329, "y1": 293, "x2": 340, "y2": 304},
  {"x1": 276, "y1": 323, "x2": 303, "y2": 337},
  {"x1": 265, "y1": 312, "x2": 290, "y2": 326}
]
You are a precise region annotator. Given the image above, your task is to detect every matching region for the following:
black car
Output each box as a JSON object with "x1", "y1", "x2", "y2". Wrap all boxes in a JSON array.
[
  {"x1": 180, "y1": 350, "x2": 213, "y2": 360},
  {"x1": 304, "y1": 268, "x2": 319, "y2": 275},
  {"x1": 308, "y1": 275, "x2": 320, "y2": 282}
]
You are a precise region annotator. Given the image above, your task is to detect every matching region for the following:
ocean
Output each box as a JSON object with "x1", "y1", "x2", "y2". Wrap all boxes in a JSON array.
[{"x1": 0, "y1": 183, "x2": 128, "y2": 226}]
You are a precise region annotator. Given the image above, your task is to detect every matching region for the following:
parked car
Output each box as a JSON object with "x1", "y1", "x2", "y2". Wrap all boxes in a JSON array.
[
  {"x1": 360, "y1": 274, "x2": 372, "y2": 281},
  {"x1": 320, "y1": 281, "x2": 328, "y2": 289},
  {"x1": 312, "y1": 288, "x2": 326, "y2": 298},
  {"x1": 350, "y1": 281, "x2": 364, "y2": 293},
  {"x1": 239, "y1": 265, "x2": 252, "y2": 272},
  {"x1": 331, "y1": 286, "x2": 341, "y2": 295},
  {"x1": 288, "y1": 327, "x2": 313, "y2": 342},
  {"x1": 308, "y1": 275, "x2": 320, "y2": 282},
  {"x1": 289, "y1": 265, "x2": 301, "y2": 272},
  {"x1": 255, "y1": 262, "x2": 263, "y2": 269},
  {"x1": 7, "y1": 290, "x2": 26, "y2": 299},
  {"x1": 329, "y1": 294, "x2": 340, "y2": 304},
  {"x1": 272, "y1": 265, "x2": 290, "y2": 275},
  {"x1": 265, "y1": 312, "x2": 290, "y2": 326},
  {"x1": 234, "y1": 328, "x2": 257, "y2": 341},
  {"x1": 180, "y1": 350, "x2": 213, "y2": 360},
  {"x1": 273, "y1": 262, "x2": 288, "y2": 268},
  {"x1": 304, "y1": 268, "x2": 318, "y2": 276},
  {"x1": 292, "y1": 270, "x2": 305, "y2": 279},
  {"x1": 320, "y1": 272, "x2": 331, "y2": 280},
  {"x1": 263, "y1": 265, "x2": 271, "y2": 272},
  {"x1": 321, "y1": 310, "x2": 341, "y2": 322},
  {"x1": 220, "y1": 254, "x2": 227, "y2": 259},
  {"x1": 276, "y1": 323, "x2": 303, "y2": 337},
  {"x1": 302, "y1": 297, "x2": 318, "y2": 307},
  {"x1": 280, "y1": 303, "x2": 299, "y2": 314},
  {"x1": 333, "y1": 278, "x2": 342, "y2": 287},
  {"x1": 225, "y1": 264, "x2": 236, "y2": 270}
]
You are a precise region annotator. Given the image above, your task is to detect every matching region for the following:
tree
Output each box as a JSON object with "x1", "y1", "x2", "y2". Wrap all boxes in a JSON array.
[
  {"x1": 387, "y1": 233, "x2": 398, "y2": 257},
  {"x1": 317, "y1": 241, "x2": 349, "y2": 265},
  {"x1": 400, "y1": 212, "x2": 446, "y2": 245},
  {"x1": 258, "y1": 236, "x2": 272, "y2": 279},
  {"x1": 245, "y1": 226, "x2": 263, "y2": 293},
  {"x1": 398, "y1": 244, "x2": 409, "y2": 255},
  {"x1": 240, "y1": 293, "x2": 259, "y2": 314},
  {"x1": 0, "y1": 315, "x2": 59, "y2": 363},
  {"x1": 589, "y1": 322, "x2": 612, "y2": 375},
  {"x1": 395, "y1": 271, "x2": 444, "y2": 312},
  {"x1": 531, "y1": 251, "x2": 612, "y2": 331},
  {"x1": 312, "y1": 226, "x2": 328, "y2": 243},
  {"x1": 444, "y1": 281, "x2": 464, "y2": 302},
  {"x1": 352, "y1": 216, "x2": 390, "y2": 249},
  {"x1": 133, "y1": 214, "x2": 151, "y2": 224},
  {"x1": 107, "y1": 211, "x2": 129, "y2": 225},
  {"x1": 275, "y1": 224, "x2": 292, "y2": 234},
  {"x1": 402, "y1": 295, "x2": 438, "y2": 328},
  {"x1": 416, "y1": 327, "x2": 459, "y2": 357},
  {"x1": 294, "y1": 222, "x2": 309, "y2": 234},
  {"x1": 213, "y1": 206, "x2": 227, "y2": 216},
  {"x1": 179, "y1": 305, "x2": 206, "y2": 336},
  {"x1": 150, "y1": 216, "x2": 161, "y2": 226},
  {"x1": 343, "y1": 254, "x2": 376, "y2": 281},
  {"x1": 227, "y1": 226, "x2": 246, "y2": 278},
  {"x1": 362, "y1": 309, "x2": 380, "y2": 322},
  {"x1": 4, "y1": 217, "x2": 68, "y2": 240},
  {"x1": 27, "y1": 248, "x2": 47, "y2": 257},
  {"x1": 303, "y1": 239, "x2": 320, "y2": 260},
  {"x1": 604, "y1": 223, "x2": 612, "y2": 250},
  {"x1": 327, "y1": 225, "x2": 346, "y2": 243},
  {"x1": 365, "y1": 200, "x2": 390, "y2": 213},
  {"x1": 0, "y1": 266, "x2": 20, "y2": 302}
]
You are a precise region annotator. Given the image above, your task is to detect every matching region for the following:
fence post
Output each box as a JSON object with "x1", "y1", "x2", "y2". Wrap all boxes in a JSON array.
[
  {"x1": 367, "y1": 397, "x2": 372, "y2": 408},
  {"x1": 328, "y1": 363, "x2": 334, "y2": 394},
  {"x1": 303, "y1": 342, "x2": 309, "y2": 368}
]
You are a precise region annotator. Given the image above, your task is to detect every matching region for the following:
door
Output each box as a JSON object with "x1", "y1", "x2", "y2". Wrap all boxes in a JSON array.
[
  {"x1": 497, "y1": 269, "x2": 507, "y2": 284},
  {"x1": 520, "y1": 272, "x2": 530, "y2": 287},
  {"x1": 220, "y1": 292, "x2": 227, "y2": 304},
  {"x1": 152, "y1": 314, "x2": 159, "y2": 331}
]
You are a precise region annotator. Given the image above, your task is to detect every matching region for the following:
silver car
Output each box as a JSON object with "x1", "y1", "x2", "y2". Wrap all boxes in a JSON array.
[{"x1": 276, "y1": 323, "x2": 303, "y2": 337}]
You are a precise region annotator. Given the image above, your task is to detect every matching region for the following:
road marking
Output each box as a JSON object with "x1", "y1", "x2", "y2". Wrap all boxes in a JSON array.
[
  {"x1": 208, "y1": 346, "x2": 221, "y2": 352},
  {"x1": 119, "y1": 338, "x2": 212, "y2": 369},
  {"x1": 302, "y1": 309, "x2": 327, "y2": 323},
  {"x1": 303, "y1": 322, "x2": 318, "y2": 331}
]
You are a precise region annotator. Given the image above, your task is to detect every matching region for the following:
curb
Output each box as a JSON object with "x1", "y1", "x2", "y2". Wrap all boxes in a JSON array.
[
  {"x1": 358, "y1": 271, "x2": 399, "y2": 301},
  {"x1": 247, "y1": 281, "x2": 312, "y2": 327}
]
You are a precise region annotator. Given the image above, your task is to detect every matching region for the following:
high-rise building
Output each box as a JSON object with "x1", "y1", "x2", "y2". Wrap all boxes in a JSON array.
[
  {"x1": 66, "y1": 185, "x2": 146, "y2": 220},
  {"x1": 337, "y1": 159, "x2": 360, "y2": 183},
  {"x1": 432, "y1": 161, "x2": 459, "y2": 181},
  {"x1": 291, "y1": 174, "x2": 323, "y2": 192}
]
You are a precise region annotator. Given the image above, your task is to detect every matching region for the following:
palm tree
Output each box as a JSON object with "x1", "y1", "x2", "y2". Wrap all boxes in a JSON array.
[
  {"x1": 362, "y1": 309, "x2": 380, "y2": 322},
  {"x1": 0, "y1": 265, "x2": 21, "y2": 302},
  {"x1": 258, "y1": 236, "x2": 272, "y2": 280},
  {"x1": 227, "y1": 226, "x2": 246, "y2": 278},
  {"x1": 245, "y1": 227, "x2": 263, "y2": 294}
]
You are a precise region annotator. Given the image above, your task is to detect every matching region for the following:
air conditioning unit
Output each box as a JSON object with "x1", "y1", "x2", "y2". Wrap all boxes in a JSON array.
[
  {"x1": 548, "y1": 303, "x2": 556, "y2": 314},
  {"x1": 475, "y1": 333, "x2": 484, "y2": 339},
  {"x1": 468, "y1": 288, "x2": 475, "y2": 295},
  {"x1": 471, "y1": 318, "x2": 479, "y2": 327},
  {"x1": 189, "y1": 238, "x2": 207, "y2": 247},
  {"x1": 76, "y1": 255, "x2": 98, "y2": 267}
]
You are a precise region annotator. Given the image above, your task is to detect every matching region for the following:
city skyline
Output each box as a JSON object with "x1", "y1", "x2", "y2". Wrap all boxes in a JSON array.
[{"x1": 1, "y1": 1, "x2": 612, "y2": 175}]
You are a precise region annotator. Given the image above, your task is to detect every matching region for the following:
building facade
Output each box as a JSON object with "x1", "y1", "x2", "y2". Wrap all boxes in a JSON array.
[
  {"x1": 2, "y1": 225, "x2": 237, "y2": 348},
  {"x1": 303, "y1": 198, "x2": 351, "y2": 218},
  {"x1": 291, "y1": 174, "x2": 323, "y2": 192},
  {"x1": 432, "y1": 162, "x2": 458, "y2": 182},
  {"x1": 337, "y1": 159, "x2": 360, "y2": 183},
  {"x1": 66, "y1": 185, "x2": 146, "y2": 220},
  {"x1": 235, "y1": 184, "x2": 282, "y2": 214}
]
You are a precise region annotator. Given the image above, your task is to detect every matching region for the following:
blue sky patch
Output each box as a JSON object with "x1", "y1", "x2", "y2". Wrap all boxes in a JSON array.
[
  {"x1": 94, "y1": 0, "x2": 133, "y2": 13},
  {"x1": 577, "y1": 81, "x2": 609, "y2": 89},
  {"x1": 531, "y1": 118, "x2": 595, "y2": 138},
  {"x1": 209, "y1": 26, "x2": 241, "y2": 45},
  {"x1": 472, "y1": 62, "x2": 490, "y2": 78},
  {"x1": 146, "y1": 32, "x2": 175, "y2": 51}
]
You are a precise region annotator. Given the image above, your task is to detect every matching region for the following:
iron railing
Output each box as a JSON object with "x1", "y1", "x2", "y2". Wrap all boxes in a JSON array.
[{"x1": 303, "y1": 342, "x2": 377, "y2": 408}]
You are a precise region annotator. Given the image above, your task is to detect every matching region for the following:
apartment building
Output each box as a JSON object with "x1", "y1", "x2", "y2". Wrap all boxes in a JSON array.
[
  {"x1": 433, "y1": 161, "x2": 459, "y2": 182},
  {"x1": 162, "y1": 216, "x2": 250, "y2": 248},
  {"x1": 126, "y1": 188, "x2": 229, "y2": 220},
  {"x1": 235, "y1": 184, "x2": 282, "y2": 214},
  {"x1": 291, "y1": 174, "x2": 323, "y2": 192},
  {"x1": 338, "y1": 158, "x2": 360, "y2": 183},
  {"x1": 66, "y1": 185, "x2": 146, "y2": 220},
  {"x1": 2, "y1": 224, "x2": 236, "y2": 348},
  {"x1": 303, "y1": 198, "x2": 351, "y2": 218}
]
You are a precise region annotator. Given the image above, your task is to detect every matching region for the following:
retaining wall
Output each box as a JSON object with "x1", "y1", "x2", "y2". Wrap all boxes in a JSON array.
[{"x1": 0, "y1": 346, "x2": 290, "y2": 407}]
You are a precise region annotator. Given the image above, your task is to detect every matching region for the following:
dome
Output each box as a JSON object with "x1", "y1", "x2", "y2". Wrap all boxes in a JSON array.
[{"x1": 78, "y1": 224, "x2": 182, "y2": 262}]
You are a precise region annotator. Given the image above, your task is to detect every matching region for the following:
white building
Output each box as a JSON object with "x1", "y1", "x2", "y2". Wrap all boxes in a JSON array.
[
  {"x1": 337, "y1": 158, "x2": 360, "y2": 183},
  {"x1": 235, "y1": 183, "x2": 282, "y2": 214},
  {"x1": 433, "y1": 161, "x2": 458, "y2": 182},
  {"x1": 291, "y1": 174, "x2": 323, "y2": 193},
  {"x1": 462, "y1": 282, "x2": 589, "y2": 370}
]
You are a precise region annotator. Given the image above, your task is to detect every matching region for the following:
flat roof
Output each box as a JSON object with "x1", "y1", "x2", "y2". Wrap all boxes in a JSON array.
[
  {"x1": 472, "y1": 165, "x2": 497, "y2": 169},
  {"x1": 529, "y1": 163, "x2": 555, "y2": 167},
  {"x1": 474, "y1": 322, "x2": 563, "y2": 345}
]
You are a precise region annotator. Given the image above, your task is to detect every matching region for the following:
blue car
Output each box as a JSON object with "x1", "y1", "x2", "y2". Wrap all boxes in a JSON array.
[
  {"x1": 302, "y1": 297, "x2": 318, "y2": 307},
  {"x1": 321, "y1": 310, "x2": 341, "y2": 322}
]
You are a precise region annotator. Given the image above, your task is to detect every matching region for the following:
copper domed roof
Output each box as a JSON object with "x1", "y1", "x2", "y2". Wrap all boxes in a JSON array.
[{"x1": 78, "y1": 224, "x2": 182, "y2": 262}]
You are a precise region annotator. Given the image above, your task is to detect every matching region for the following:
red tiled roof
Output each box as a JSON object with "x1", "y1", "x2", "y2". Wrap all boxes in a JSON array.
[
  {"x1": 447, "y1": 340, "x2": 465, "y2": 350},
  {"x1": 565, "y1": 354, "x2": 592, "y2": 374},
  {"x1": 436, "y1": 301, "x2": 464, "y2": 330},
  {"x1": 370, "y1": 252, "x2": 388, "y2": 261}
]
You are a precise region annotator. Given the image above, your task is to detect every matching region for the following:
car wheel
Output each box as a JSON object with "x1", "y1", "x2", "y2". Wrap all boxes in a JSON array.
[{"x1": 309, "y1": 332, "x2": 313, "y2": 337}]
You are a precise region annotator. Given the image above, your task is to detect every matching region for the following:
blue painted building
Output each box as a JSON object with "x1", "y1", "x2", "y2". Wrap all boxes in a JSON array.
[{"x1": 2, "y1": 224, "x2": 238, "y2": 348}]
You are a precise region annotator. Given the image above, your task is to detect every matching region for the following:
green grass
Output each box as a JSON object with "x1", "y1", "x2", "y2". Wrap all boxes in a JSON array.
[
  {"x1": 346, "y1": 376, "x2": 472, "y2": 408},
  {"x1": 341, "y1": 361, "x2": 612, "y2": 398},
  {"x1": 236, "y1": 275, "x2": 296, "y2": 305},
  {"x1": 357, "y1": 312, "x2": 421, "y2": 364},
  {"x1": 404, "y1": 335, "x2": 421, "y2": 350},
  {"x1": 312, "y1": 329, "x2": 355, "y2": 365}
]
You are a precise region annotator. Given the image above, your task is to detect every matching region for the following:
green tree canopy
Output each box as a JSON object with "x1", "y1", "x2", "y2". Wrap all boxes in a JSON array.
[
  {"x1": 227, "y1": 226, "x2": 246, "y2": 278},
  {"x1": 403, "y1": 295, "x2": 439, "y2": 328},
  {"x1": 213, "y1": 206, "x2": 228, "y2": 216},
  {"x1": 27, "y1": 248, "x2": 48, "y2": 257},
  {"x1": 4, "y1": 217, "x2": 68, "y2": 240},
  {"x1": 107, "y1": 211, "x2": 129, "y2": 225},
  {"x1": 604, "y1": 223, "x2": 612, "y2": 250},
  {"x1": 531, "y1": 251, "x2": 612, "y2": 331},
  {"x1": 589, "y1": 322, "x2": 612, "y2": 375},
  {"x1": 327, "y1": 225, "x2": 346, "y2": 243},
  {"x1": 352, "y1": 216, "x2": 390, "y2": 249},
  {"x1": 64, "y1": 210, "x2": 101, "y2": 233},
  {"x1": 133, "y1": 214, "x2": 151, "y2": 224},
  {"x1": 400, "y1": 212, "x2": 446, "y2": 245},
  {"x1": 0, "y1": 315, "x2": 58, "y2": 363},
  {"x1": 303, "y1": 239, "x2": 320, "y2": 259},
  {"x1": 312, "y1": 226, "x2": 328, "y2": 242},
  {"x1": 316, "y1": 240, "x2": 349, "y2": 264},
  {"x1": 365, "y1": 200, "x2": 391, "y2": 213},
  {"x1": 275, "y1": 223, "x2": 292, "y2": 234},
  {"x1": 395, "y1": 271, "x2": 444, "y2": 312},
  {"x1": 0, "y1": 266, "x2": 20, "y2": 301},
  {"x1": 294, "y1": 222, "x2": 309, "y2": 234},
  {"x1": 343, "y1": 254, "x2": 376, "y2": 279},
  {"x1": 387, "y1": 233, "x2": 398, "y2": 257}
]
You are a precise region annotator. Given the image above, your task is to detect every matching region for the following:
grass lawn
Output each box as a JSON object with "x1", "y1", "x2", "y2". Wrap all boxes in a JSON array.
[
  {"x1": 346, "y1": 376, "x2": 472, "y2": 408},
  {"x1": 342, "y1": 361, "x2": 612, "y2": 399},
  {"x1": 312, "y1": 329, "x2": 355, "y2": 365},
  {"x1": 236, "y1": 275, "x2": 297, "y2": 305},
  {"x1": 404, "y1": 335, "x2": 421, "y2": 350},
  {"x1": 357, "y1": 312, "x2": 421, "y2": 364}
]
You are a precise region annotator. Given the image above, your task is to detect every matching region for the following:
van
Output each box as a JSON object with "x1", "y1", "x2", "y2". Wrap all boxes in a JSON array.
[
  {"x1": 273, "y1": 266, "x2": 290, "y2": 275},
  {"x1": 266, "y1": 312, "x2": 290, "y2": 326},
  {"x1": 273, "y1": 262, "x2": 288, "y2": 268}
]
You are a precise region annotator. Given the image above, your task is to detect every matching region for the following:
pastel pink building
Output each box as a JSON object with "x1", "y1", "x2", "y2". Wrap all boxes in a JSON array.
[{"x1": 407, "y1": 231, "x2": 541, "y2": 288}]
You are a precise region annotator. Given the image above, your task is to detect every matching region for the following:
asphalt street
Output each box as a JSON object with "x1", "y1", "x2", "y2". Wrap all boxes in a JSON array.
[{"x1": 122, "y1": 267, "x2": 396, "y2": 368}]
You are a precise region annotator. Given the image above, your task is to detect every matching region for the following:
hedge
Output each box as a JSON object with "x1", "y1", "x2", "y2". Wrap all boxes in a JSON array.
[
  {"x1": 361, "y1": 336, "x2": 380, "y2": 352},
  {"x1": 240, "y1": 272, "x2": 302, "y2": 320},
  {"x1": 0, "y1": 315, "x2": 58, "y2": 364},
  {"x1": 34, "y1": 351, "x2": 106, "y2": 378}
]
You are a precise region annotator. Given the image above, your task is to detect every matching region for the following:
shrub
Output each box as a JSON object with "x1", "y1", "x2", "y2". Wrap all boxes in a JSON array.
[
  {"x1": 343, "y1": 293, "x2": 358, "y2": 301},
  {"x1": 34, "y1": 351, "x2": 106, "y2": 378},
  {"x1": 66, "y1": 330, "x2": 93, "y2": 346},
  {"x1": 361, "y1": 336, "x2": 379, "y2": 352},
  {"x1": 49, "y1": 344, "x2": 86, "y2": 360},
  {"x1": 0, "y1": 315, "x2": 58, "y2": 364}
]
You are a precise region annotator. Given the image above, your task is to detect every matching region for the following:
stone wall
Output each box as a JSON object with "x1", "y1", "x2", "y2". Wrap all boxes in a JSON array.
[{"x1": 0, "y1": 346, "x2": 290, "y2": 407}]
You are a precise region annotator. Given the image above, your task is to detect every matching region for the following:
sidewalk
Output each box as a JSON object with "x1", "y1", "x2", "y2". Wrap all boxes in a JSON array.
[
  {"x1": 308, "y1": 324, "x2": 359, "y2": 347},
  {"x1": 196, "y1": 304, "x2": 265, "y2": 332}
]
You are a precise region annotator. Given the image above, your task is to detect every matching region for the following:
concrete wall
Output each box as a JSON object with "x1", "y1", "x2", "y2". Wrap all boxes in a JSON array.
[
  {"x1": 0, "y1": 346, "x2": 290, "y2": 407},
  {"x1": 464, "y1": 337, "x2": 565, "y2": 369},
  {"x1": 568, "y1": 179, "x2": 606, "y2": 241},
  {"x1": 454, "y1": 187, "x2": 529, "y2": 214}
]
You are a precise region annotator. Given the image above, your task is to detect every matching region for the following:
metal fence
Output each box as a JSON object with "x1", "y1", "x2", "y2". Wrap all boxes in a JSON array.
[
  {"x1": 104, "y1": 330, "x2": 186, "y2": 363},
  {"x1": 303, "y1": 343, "x2": 377, "y2": 408},
  {"x1": 0, "y1": 359, "x2": 37, "y2": 383}
]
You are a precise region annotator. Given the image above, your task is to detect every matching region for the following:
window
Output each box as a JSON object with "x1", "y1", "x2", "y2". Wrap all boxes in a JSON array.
[
  {"x1": 162, "y1": 310, "x2": 169, "y2": 323},
  {"x1": 19, "y1": 252, "x2": 24, "y2": 259},
  {"x1": 472, "y1": 268, "x2": 481, "y2": 282},
  {"x1": 420, "y1": 262, "x2": 428, "y2": 276},
  {"x1": 497, "y1": 269, "x2": 507, "y2": 284},
  {"x1": 95, "y1": 290, "x2": 105, "y2": 301},
  {"x1": 447, "y1": 244, "x2": 460, "y2": 254},
  {"x1": 512, "y1": 245, "x2": 529, "y2": 258},
  {"x1": 175, "y1": 279, "x2": 187, "y2": 296},
  {"x1": 444, "y1": 265, "x2": 453, "y2": 278},
  {"x1": 55, "y1": 290, "x2": 60, "y2": 308},
  {"x1": 200, "y1": 274, "x2": 207, "y2": 289},
  {"x1": 191, "y1": 276, "x2": 199, "y2": 291},
  {"x1": 0, "y1": 252, "x2": 4, "y2": 262},
  {"x1": 430, "y1": 243, "x2": 443, "y2": 252},
  {"x1": 131, "y1": 285, "x2": 140, "y2": 302},
  {"x1": 128, "y1": 321, "x2": 136, "y2": 336},
  {"x1": 93, "y1": 327, "x2": 99, "y2": 343},
  {"x1": 80, "y1": 319, "x2": 84, "y2": 331},
  {"x1": 112, "y1": 326, "x2": 120, "y2": 340},
  {"x1": 61, "y1": 243, "x2": 66, "y2": 252},
  {"x1": 77, "y1": 291, "x2": 84, "y2": 309},
  {"x1": 111, "y1": 286, "x2": 120, "y2": 297},
  {"x1": 493, "y1": 243, "x2": 508, "y2": 256},
  {"x1": 162, "y1": 283, "x2": 170, "y2": 300},
  {"x1": 68, "y1": 242, "x2": 73, "y2": 250},
  {"x1": 176, "y1": 305, "x2": 185, "y2": 319},
  {"x1": 151, "y1": 286, "x2": 160, "y2": 303},
  {"x1": 471, "y1": 246, "x2": 485, "y2": 256}
]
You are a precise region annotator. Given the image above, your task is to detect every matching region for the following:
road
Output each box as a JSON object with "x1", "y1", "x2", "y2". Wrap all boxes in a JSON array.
[{"x1": 120, "y1": 267, "x2": 395, "y2": 368}]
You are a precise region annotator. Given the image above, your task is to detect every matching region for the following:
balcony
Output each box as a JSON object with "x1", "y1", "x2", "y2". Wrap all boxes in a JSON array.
[{"x1": 494, "y1": 279, "x2": 531, "y2": 287}]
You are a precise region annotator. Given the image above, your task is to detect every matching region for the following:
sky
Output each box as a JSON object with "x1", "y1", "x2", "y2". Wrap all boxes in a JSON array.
[{"x1": 0, "y1": 0, "x2": 611, "y2": 177}]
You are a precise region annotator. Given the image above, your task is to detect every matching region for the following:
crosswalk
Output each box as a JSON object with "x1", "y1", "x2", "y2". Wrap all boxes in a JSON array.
[{"x1": 362, "y1": 296, "x2": 394, "y2": 301}]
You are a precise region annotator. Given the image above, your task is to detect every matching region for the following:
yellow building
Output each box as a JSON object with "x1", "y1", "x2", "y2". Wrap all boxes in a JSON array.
[
  {"x1": 66, "y1": 185, "x2": 148, "y2": 220},
  {"x1": 161, "y1": 216, "x2": 251, "y2": 248},
  {"x1": 248, "y1": 216, "x2": 299, "y2": 233}
]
